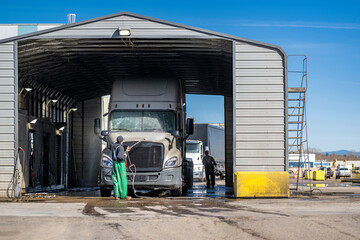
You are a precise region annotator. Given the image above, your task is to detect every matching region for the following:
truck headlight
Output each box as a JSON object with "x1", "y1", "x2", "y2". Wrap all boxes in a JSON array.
[
  {"x1": 164, "y1": 157, "x2": 178, "y2": 168},
  {"x1": 101, "y1": 155, "x2": 113, "y2": 168}
]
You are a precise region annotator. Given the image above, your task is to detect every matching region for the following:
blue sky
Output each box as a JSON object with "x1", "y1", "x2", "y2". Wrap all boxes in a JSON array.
[{"x1": 1, "y1": 0, "x2": 359, "y2": 151}]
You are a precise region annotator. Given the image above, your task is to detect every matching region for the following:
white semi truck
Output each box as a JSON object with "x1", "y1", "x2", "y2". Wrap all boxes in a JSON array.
[
  {"x1": 95, "y1": 77, "x2": 194, "y2": 197},
  {"x1": 186, "y1": 140, "x2": 205, "y2": 181},
  {"x1": 187, "y1": 124, "x2": 225, "y2": 180}
]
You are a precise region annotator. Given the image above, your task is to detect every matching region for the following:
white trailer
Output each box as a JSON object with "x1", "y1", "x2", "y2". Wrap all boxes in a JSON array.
[{"x1": 188, "y1": 124, "x2": 225, "y2": 179}]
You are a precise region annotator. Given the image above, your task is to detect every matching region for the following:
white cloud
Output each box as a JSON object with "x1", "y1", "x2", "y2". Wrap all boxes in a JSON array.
[{"x1": 341, "y1": 81, "x2": 360, "y2": 86}]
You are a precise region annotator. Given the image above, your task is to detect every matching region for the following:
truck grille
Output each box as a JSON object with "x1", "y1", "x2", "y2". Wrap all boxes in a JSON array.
[{"x1": 124, "y1": 142, "x2": 164, "y2": 172}]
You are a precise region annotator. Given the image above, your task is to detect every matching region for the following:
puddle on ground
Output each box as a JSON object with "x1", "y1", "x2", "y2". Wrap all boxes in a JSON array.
[
  {"x1": 345, "y1": 194, "x2": 360, "y2": 198},
  {"x1": 186, "y1": 184, "x2": 234, "y2": 198},
  {"x1": 291, "y1": 182, "x2": 352, "y2": 188}
]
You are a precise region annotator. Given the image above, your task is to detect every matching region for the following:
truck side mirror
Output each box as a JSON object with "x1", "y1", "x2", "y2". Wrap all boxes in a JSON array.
[
  {"x1": 186, "y1": 118, "x2": 194, "y2": 135},
  {"x1": 171, "y1": 130, "x2": 180, "y2": 138},
  {"x1": 94, "y1": 118, "x2": 101, "y2": 135},
  {"x1": 101, "y1": 130, "x2": 109, "y2": 136}
]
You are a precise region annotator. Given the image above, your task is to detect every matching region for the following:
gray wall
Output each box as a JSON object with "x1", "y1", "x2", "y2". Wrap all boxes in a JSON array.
[
  {"x1": 0, "y1": 42, "x2": 15, "y2": 197},
  {"x1": 40, "y1": 15, "x2": 213, "y2": 39},
  {"x1": 72, "y1": 98, "x2": 102, "y2": 187},
  {"x1": 234, "y1": 42, "x2": 285, "y2": 171}
]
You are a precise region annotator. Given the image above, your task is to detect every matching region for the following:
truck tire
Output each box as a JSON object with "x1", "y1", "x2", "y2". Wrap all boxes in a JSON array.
[
  {"x1": 182, "y1": 185, "x2": 188, "y2": 195},
  {"x1": 170, "y1": 187, "x2": 182, "y2": 197},
  {"x1": 100, "y1": 187, "x2": 112, "y2": 197}
]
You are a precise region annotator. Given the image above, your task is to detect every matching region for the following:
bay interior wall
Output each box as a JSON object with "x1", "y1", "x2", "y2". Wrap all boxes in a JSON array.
[{"x1": 72, "y1": 97, "x2": 102, "y2": 187}]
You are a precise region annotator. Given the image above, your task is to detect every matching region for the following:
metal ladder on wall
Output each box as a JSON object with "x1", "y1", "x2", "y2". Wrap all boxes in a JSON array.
[{"x1": 287, "y1": 55, "x2": 311, "y2": 191}]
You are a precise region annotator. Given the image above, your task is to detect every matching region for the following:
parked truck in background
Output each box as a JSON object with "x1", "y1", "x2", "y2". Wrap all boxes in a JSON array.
[
  {"x1": 336, "y1": 166, "x2": 351, "y2": 179},
  {"x1": 319, "y1": 167, "x2": 334, "y2": 179},
  {"x1": 186, "y1": 140, "x2": 205, "y2": 181},
  {"x1": 187, "y1": 124, "x2": 225, "y2": 180},
  {"x1": 95, "y1": 77, "x2": 194, "y2": 197}
]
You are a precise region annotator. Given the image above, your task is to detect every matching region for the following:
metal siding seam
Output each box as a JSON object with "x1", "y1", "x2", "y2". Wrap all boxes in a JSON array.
[
  {"x1": 232, "y1": 41, "x2": 236, "y2": 176},
  {"x1": 283, "y1": 54, "x2": 288, "y2": 171},
  {"x1": 14, "y1": 41, "x2": 18, "y2": 169}
]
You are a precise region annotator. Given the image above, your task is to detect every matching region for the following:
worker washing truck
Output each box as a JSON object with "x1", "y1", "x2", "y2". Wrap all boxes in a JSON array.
[
  {"x1": 186, "y1": 140, "x2": 205, "y2": 181},
  {"x1": 95, "y1": 77, "x2": 194, "y2": 197}
]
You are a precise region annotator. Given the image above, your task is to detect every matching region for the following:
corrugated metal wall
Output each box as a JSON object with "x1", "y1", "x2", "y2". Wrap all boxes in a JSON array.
[
  {"x1": 0, "y1": 42, "x2": 16, "y2": 197},
  {"x1": 72, "y1": 98, "x2": 102, "y2": 187},
  {"x1": 234, "y1": 42, "x2": 285, "y2": 172},
  {"x1": 40, "y1": 15, "x2": 212, "y2": 38}
]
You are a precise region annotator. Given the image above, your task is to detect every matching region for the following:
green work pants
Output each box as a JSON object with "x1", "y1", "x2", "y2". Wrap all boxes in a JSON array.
[{"x1": 112, "y1": 161, "x2": 128, "y2": 199}]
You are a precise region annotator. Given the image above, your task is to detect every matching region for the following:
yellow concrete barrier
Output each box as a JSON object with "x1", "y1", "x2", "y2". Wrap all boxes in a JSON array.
[
  {"x1": 304, "y1": 170, "x2": 313, "y2": 179},
  {"x1": 313, "y1": 170, "x2": 325, "y2": 181},
  {"x1": 234, "y1": 171, "x2": 289, "y2": 198}
]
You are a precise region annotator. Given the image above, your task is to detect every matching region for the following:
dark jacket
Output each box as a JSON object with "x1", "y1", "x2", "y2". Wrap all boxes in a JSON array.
[
  {"x1": 202, "y1": 155, "x2": 216, "y2": 167},
  {"x1": 112, "y1": 142, "x2": 126, "y2": 162}
]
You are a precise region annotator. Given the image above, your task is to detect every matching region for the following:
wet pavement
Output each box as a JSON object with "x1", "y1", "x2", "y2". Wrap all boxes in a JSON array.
[
  {"x1": 52, "y1": 179, "x2": 233, "y2": 198},
  {"x1": 185, "y1": 180, "x2": 234, "y2": 198},
  {"x1": 1, "y1": 178, "x2": 360, "y2": 239}
]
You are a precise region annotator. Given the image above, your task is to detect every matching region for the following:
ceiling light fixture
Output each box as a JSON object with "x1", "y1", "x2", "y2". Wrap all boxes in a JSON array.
[{"x1": 119, "y1": 28, "x2": 131, "y2": 36}]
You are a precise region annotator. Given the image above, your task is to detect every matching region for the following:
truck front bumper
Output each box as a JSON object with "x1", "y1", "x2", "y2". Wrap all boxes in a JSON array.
[
  {"x1": 100, "y1": 166, "x2": 182, "y2": 190},
  {"x1": 193, "y1": 170, "x2": 204, "y2": 180},
  {"x1": 338, "y1": 173, "x2": 351, "y2": 177},
  {"x1": 193, "y1": 165, "x2": 204, "y2": 180}
]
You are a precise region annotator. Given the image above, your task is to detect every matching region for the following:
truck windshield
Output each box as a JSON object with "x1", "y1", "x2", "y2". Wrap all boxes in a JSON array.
[
  {"x1": 109, "y1": 110, "x2": 175, "y2": 132},
  {"x1": 186, "y1": 143, "x2": 199, "y2": 153}
]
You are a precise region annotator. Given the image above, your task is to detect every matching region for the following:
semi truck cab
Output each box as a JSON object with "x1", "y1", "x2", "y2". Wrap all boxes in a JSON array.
[{"x1": 95, "y1": 77, "x2": 193, "y2": 197}]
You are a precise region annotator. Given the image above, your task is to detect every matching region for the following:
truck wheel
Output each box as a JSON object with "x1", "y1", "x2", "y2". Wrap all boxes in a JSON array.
[
  {"x1": 100, "y1": 187, "x2": 112, "y2": 197},
  {"x1": 170, "y1": 187, "x2": 182, "y2": 197},
  {"x1": 182, "y1": 185, "x2": 188, "y2": 195}
]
